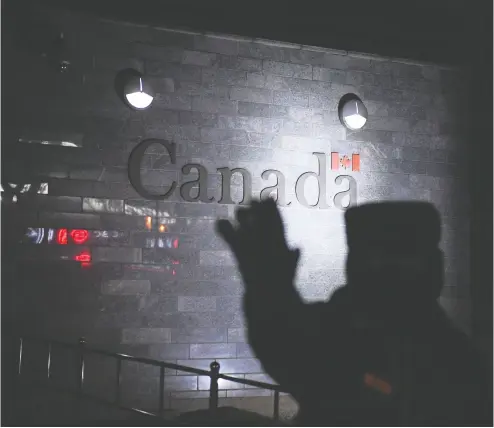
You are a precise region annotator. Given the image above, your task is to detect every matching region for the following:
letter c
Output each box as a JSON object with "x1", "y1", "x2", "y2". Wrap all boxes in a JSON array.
[{"x1": 128, "y1": 139, "x2": 177, "y2": 200}]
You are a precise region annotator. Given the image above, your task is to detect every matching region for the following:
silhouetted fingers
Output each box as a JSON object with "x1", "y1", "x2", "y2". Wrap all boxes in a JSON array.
[
  {"x1": 215, "y1": 220, "x2": 238, "y2": 251},
  {"x1": 236, "y1": 206, "x2": 256, "y2": 235},
  {"x1": 257, "y1": 198, "x2": 286, "y2": 246}
]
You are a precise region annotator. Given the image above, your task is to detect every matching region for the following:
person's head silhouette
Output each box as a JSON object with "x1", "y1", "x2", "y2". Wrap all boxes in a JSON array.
[{"x1": 344, "y1": 201, "x2": 443, "y2": 319}]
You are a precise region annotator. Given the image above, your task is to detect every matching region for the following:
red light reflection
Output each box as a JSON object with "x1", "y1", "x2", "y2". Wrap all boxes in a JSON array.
[
  {"x1": 74, "y1": 250, "x2": 91, "y2": 263},
  {"x1": 71, "y1": 229, "x2": 89, "y2": 244},
  {"x1": 57, "y1": 229, "x2": 68, "y2": 245}
]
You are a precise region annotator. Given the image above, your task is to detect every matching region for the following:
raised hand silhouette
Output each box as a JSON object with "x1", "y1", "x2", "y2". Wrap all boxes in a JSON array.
[
  {"x1": 216, "y1": 198, "x2": 300, "y2": 301},
  {"x1": 216, "y1": 199, "x2": 312, "y2": 398}
]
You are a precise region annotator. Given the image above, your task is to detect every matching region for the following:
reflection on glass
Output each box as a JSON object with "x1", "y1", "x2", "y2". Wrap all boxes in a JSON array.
[
  {"x1": 57, "y1": 229, "x2": 68, "y2": 245},
  {"x1": 1, "y1": 182, "x2": 49, "y2": 203},
  {"x1": 24, "y1": 228, "x2": 126, "y2": 245},
  {"x1": 144, "y1": 236, "x2": 180, "y2": 249},
  {"x1": 145, "y1": 216, "x2": 177, "y2": 231},
  {"x1": 70, "y1": 229, "x2": 89, "y2": 244},
  {"x1": 74, "y1": 250, "x2": 91, "y2": 262},
  {"x1": 38, "y1": 183, "x2": 49, "y2": 194},
  {"x1": 18, "y1": 138, "x2": 81, "y2": 148},
  {"x1": 159, "y1": 217, "x2": 176, "y2": 225},
  {"x1": 92, "y1": 230, "x2": 126, "y2": 241},
  {"x1": 26, "y1": 228, "x2": 45, "y2": 244}
]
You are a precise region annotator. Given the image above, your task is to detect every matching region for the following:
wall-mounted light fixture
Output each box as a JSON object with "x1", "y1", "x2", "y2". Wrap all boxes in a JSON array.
[
  {"x1": 338, "y1": 94, "x2": 368, "y2": 130},
  {"x1": 115, "y1": 69, "x2": 154, "y2": 110},
  {"x1": 124, "y1": 74, "x2": 154, "y2": 109}
]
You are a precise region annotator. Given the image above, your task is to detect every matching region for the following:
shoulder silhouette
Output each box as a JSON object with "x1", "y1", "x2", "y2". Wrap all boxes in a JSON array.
[{"x1": 217, "y1": 200, "x2": 492, "y2": 426}]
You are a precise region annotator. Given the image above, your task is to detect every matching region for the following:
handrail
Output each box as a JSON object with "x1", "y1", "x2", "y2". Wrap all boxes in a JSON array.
[{"x1": 13, "y1": 334, "x2": 288, "y2": 422}]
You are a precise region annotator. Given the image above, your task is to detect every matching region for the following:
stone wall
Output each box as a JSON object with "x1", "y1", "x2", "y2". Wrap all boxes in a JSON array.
[{"x1": 2, "y1": 6, "x2": 470, "y2": 416}]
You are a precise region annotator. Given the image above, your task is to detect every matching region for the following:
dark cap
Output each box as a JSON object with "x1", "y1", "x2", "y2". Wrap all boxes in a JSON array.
[{"x1": 344, "y1": 201, "x2": 441, "y2": 253}]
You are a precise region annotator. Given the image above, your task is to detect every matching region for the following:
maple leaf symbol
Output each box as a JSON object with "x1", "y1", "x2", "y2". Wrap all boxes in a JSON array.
[{"x1": 340, "y1": 155, "x2": 351, "y2": 169}]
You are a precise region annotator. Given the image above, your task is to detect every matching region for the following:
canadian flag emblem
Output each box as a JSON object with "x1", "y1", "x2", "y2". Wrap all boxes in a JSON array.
[{"x1": 331, "y1": 152, "x2": 360, "y2": 172}]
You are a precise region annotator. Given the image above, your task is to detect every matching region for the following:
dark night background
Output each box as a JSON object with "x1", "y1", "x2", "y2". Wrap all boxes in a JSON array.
[{"x1": 2, "y1": 0, "x2": 492, "y2": 422}]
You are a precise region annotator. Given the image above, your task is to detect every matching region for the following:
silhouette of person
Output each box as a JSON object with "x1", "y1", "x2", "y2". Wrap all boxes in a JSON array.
[{"x1": 216, "y1": 199, "x2": 492, "y2": 426}]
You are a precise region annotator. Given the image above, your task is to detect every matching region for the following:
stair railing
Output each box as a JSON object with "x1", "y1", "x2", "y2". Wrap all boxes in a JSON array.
[{"x1": 15, "y1": 334, "x2": 287, "y2": 422}]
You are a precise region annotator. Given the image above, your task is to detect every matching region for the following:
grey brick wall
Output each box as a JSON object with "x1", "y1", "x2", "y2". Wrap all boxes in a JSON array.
[{"x1": 3, "y1": 7, "x2": 470, "y2": 415}]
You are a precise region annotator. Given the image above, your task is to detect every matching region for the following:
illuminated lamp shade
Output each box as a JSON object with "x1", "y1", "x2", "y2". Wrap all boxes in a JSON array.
[
  {"x1": 338, "y1": 94, "x2": 368, "y2": 130},
  {"x1": 124, "y1": 75, "x2": 154, "y2": 110}
]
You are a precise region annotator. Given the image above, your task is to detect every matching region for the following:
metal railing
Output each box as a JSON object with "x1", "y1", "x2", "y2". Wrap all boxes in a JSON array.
[{"x1": 14, "y1": 335, "x2": 287, "y2": 422}]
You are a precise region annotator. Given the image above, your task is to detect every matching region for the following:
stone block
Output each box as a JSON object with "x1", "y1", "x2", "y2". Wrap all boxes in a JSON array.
[
  {"x1": 164, "y1": 375, "x2": 198, "y2": 391},
  {"x1": 172, "y1": 328, "x2": 227, "y2": 344},
  {"x1": 202, "y1": 68, "x2": 247, "y2": 86},
  {"x1": 178, "y1": 297, "x2": 217, "y2": 313},
  {"x1": 229, "y1": 86, "x2": 273, "y2": 104},
  {"x1": 262, "y1": 60, "x2": 312, "y2": 79},
  {"x1": 147, "y1": 62, "x2": 202, "y2": 82},
  {"x1": 273, "y1": 91, "x2": 309, "y2": 107},
  {"x1": 190, "y1": 343, "x2": 237, "y2": 359},
  {"x1": 92, "y1": 247, "x2": 142, "y2": 263},
  {"x1": 37, "y1": 212, "x2": 102, "y2": 229},
  {"x1": 313, "y1": 67, "x2": 347, "y2": 83},
  {"x1": 182, "y1": 50, "x2": 218, "y2": 67},
  {"x1": 199, "y1": 251, "x2": 235, "y2": 266},
  {"x1": 309, "y1": 93, "x2": 336, "y2": 110},
  {"x1": 227, "y1": 328, "x2": 247, "y2": 343},
  {"x1": 149, "y1": 344, "x2": 190, "y2": 360},
  {"x1": 192, "y1": 96, "x2": 237, "y2": 115},
  {"x1": 121, "y1": 328, "x2": 172, "y2": 344},
  {"x1": 154, "y1": 93, "x2": 192, "y2": 111},
  {"x1": 101, "y1": 280, "x2": 151, "y2": 295},
  {"x1": 218, "y1": 55, "x2": 262, "y2": 72}
]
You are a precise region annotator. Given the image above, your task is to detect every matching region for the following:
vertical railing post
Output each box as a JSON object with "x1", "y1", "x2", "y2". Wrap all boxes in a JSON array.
[
  {"x1": 47, "y1": 342, "x2": 52, "y2": 380},
  {"x1": 14, "y1": 337, "x2": 24, "y2": 418},
  {"x1": 77, "y1": 337, "x2": 86, "y2": 393},
  {"x1": 17, "y1": 337, "x2": 23, "y2": 376},
  {"x1": 159, "y1": 365, "x2": 165, "y2": 417},
  {"x1": 115, "y1": 358, "x2": 122, "y2": 405},
  {"x1": 273, "y1": 390, "x2": 280, "y2": 421},
  {"x1": 209, "y1": 361, "x2": 220, "y2": 412},
  {"x1": 76, "y1": 337, "x2": 86, "y2": 420}
]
